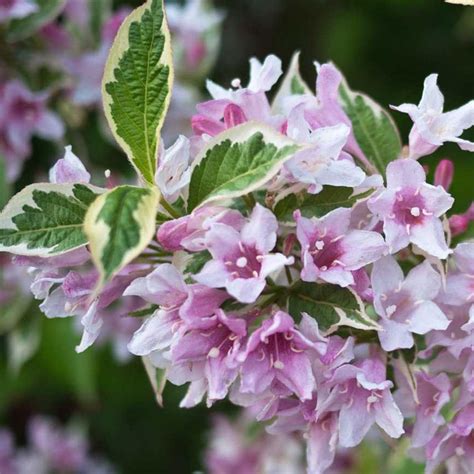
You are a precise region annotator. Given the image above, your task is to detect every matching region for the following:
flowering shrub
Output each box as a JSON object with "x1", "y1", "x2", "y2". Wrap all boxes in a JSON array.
[{"x1": 0, "y1": 0, "x2": 473, "y2": 473}]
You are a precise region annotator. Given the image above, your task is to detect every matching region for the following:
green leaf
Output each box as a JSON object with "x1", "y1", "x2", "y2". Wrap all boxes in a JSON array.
[
  {"x1": 272, "y1": 51, "x2": 313, "y2": 113},
  {"x1": 84, "y1": 185, "x2": 159, "y2": 285},
  {"x1": 288, "y1": 282, "x2": 380, "y2": 332},
  {"x1": 102, "y1": 0, "x2": 173, "y2": 184},
  {"x1": 0, "y1": 183, "x2": 102, "y2": 256},
  {"x1": 7, "y1": 0, "x2": 66, "y2": 42},
  {"x1": 142, "y1": 356, "x2": 167, "y2": 406},
  {"x1": 184, "y1": 250, "x2": 212, "y2": 276},
  {"x1": 0, "y1": 156, "x2": 11, "y2": 210},
  {"x1": 274, "y1": 186, "x2": 372, "y2": 222},
  {"x1": 339, "y1": 79, "x2": 402, "y2": 175},
  {"x1": 187, "y1": 122, "x2": 299, "y2": 212}
]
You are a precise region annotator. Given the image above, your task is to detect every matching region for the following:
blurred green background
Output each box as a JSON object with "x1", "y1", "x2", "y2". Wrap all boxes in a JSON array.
[{"x1": 1, "y1": 1, "x2": 473, "y2": 473}]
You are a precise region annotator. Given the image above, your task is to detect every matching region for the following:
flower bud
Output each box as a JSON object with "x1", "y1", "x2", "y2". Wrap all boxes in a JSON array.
[
  {"x1": 223, "y1": 104, "x2": 247, "y2": 128},
  {"x1": 434, "y1": 159, "x2": 454, "y2": 191},
  {"x1": 449, "y1": 214, "x2": 469, "y2": 237},
  {"x1": 283, "y1": 233, "x2": 297, "y2": 256}
]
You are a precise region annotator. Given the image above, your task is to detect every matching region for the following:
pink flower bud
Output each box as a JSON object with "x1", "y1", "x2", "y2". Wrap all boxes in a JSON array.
[
  {"x1": 449, "y1": 202, "x2": 474, "y2": 237},
  {"x1": 283, "y1": 233, "x2": 297, "y2": 256},
  {"x1": 466, "y1": 203, "x2": 474, "y2": 220},
  {"x1": 449, "y1": 214, "x2": 469, "y2": 237},
  {"x1": 223, "y1": 104, "x2": 247, "y2": 128},
  {"x1": 434, "y1": 159, "x2": 454, "y2": 191}
]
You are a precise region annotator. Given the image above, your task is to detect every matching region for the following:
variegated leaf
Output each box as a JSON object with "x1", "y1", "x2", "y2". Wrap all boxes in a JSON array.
[
  {"x1": 339, "y1": 77, "x2": 402, "y2": 175},
  {"x1": 84, "y1": 185, "x2": 159, "y2": 284},
  {"x1": 0, "y1": 183, "x2": 102, "y2": 256},
  {"x1": 288, "y1": 283, "x2": 380, "y2": 333},
  {"x1": 102, "y1": 0, "x2": 173, "y2": 184},
  {"x1": 187, "y1": 122, "x2": 299, "y2": 211}
]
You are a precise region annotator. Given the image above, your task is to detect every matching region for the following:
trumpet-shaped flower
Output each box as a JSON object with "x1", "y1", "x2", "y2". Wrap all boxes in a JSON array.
[
  {"x1": 368, "y1": 159, "x2": 454, "y2": 258},
  {"x1": 155, "y1": 135, "x2": 192, "y2": 203},
  {"x1": 392, "y1": 74, "x2": 474, "y2": 159},
  {"x1": 295, "y1": 207, "x2": 386, "y2": 287},
  {"x1": 425, "y1": 403, "x2": 474, "y2": 474},
  {"x1": 237, "y1": 311, "x2": 317, "y2": 400},
  {"x1": 444, "y1": 243, "x2": 474, "y2": 306},
  {"x1": 171, "y1": 309, "x2": 246, "y2": 403},
  {"x1": 372, "y1": 257, "x2": 449, "y2": 351},
  {"x1": 49, "y1": 146, "x2": 91, "y2": 184},
  {"x1": 284, "y1": 110, "x2": 366, "y2": 193},
  {"x1": 317, "y1": 358, "x2": 404, "y2": 447},
  {"x1": 194, "y1": 204, "x2": 293, "y2": 303},
  {"x1": 124, "y1": 263, "x2": 228, "y2": 325},
  {"x1": 157, "y1": 206, "x2": 245, "y2": 252}
]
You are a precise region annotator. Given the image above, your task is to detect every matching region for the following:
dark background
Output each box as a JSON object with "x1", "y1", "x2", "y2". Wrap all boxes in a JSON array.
[{"x1": 2, "y1": 1, "x2": 473, "y2": 473}]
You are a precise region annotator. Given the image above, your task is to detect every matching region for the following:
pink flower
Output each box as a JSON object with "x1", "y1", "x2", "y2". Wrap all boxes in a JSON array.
[
  {"x1": 49, "y1": 146, "x2": 91, "y2": 184},
  {"x1": 444, "y1": 243, "x2": 474, "y2": 306},
  {"x1": 192, "y1": 55, "x2": 284, "y2": 137},
  {"x1": 157, "y1": 206, "x2": 245, "y2": 252},
  {"x1": 0, "y1": 80, "x2": 64, "y2": 180},
  {"x1": 167, "y1": 0, "x2": 223, "y2": 73},
  {"x1": 298, "y1": 62, "x2": 373, "y2": 171},
  {"x1": 449, "y1": 204, "x2": 474, "y2": 237},
  {"x1": 194, "y1": 204, "x2": 293, "y2": 303},
  {"x1": 434, "y1": 159, "x2": 454, "y2": 191},
  {"x1": 425, "y1": 403, "x2": 474, "y2": 474},
  {"x1": 411, "y1": 371, "x2": 451, "y2": 448},
  {"x1": 284, "y1": 113, "x2": 366, "y2": 193},
  {"x1": 295, "y1": 207, "x2": 386, "y2": 287},
  {"x1": 317, "y1": 358, "x2": 404, "y2": 447},
  {"x1": 368, "y1": 159, "x2": 453, "y2": 258},
  {"x1": 391, "y1": 74, "x2": 474, "y2": 159},
  {"x1": 268, "y1": 396, "x2": 340, "y2": 474},
  {"x1": 171, "y1": 309, "x2": 246, "y2": 403},
  {"x1": 236, "y1": 311, "x2": 317, "y2": 400},
  {"x1": 28, "y1": 416, "x2": 87, "y2": 472},
  {"x1": 155, "y1": 135, "x2": 192, "y2": 203},
  {"x1": 126, "y1": 264, "x2": 228, "y2": 360},
  {"x1": 372, "y1": 256, "x2": 449, "y2": 351}
]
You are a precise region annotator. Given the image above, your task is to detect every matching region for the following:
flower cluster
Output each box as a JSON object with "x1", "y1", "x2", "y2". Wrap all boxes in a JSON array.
[
  {"x1": 0, "y1": 415, "x2": 115, "y2": 474},
  {"x1": 0, "y1": 2, "x2": 473, "y2": 472}
]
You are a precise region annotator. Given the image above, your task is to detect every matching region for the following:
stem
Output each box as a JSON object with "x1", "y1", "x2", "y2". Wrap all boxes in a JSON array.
[
  {"x1": 243, "y1": 193, "x2": 256, "y2": 210},
  {"x1": 267, "y1": 277, "x2": 278, "y2": 288},
  {"x1": 148, "y1": 243, "x2": 164, "y2": 252},
  {"x1": 159, "y1": 197, "x2": 181, "y2": 219},
  {"x1": 133, "y1": 257, "x2": 170, "y2": 265},
  {"x1": 257, "y1": 292, "x2": 281, "y2": 310},
  {"x1": 285, "y1": 266, "x2": 293, "y2": 285}
]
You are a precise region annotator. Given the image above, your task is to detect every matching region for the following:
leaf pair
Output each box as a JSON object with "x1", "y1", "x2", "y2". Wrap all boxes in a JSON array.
[{"x1": 0, "y1": 184, "x2": 158, "y2": 285}]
